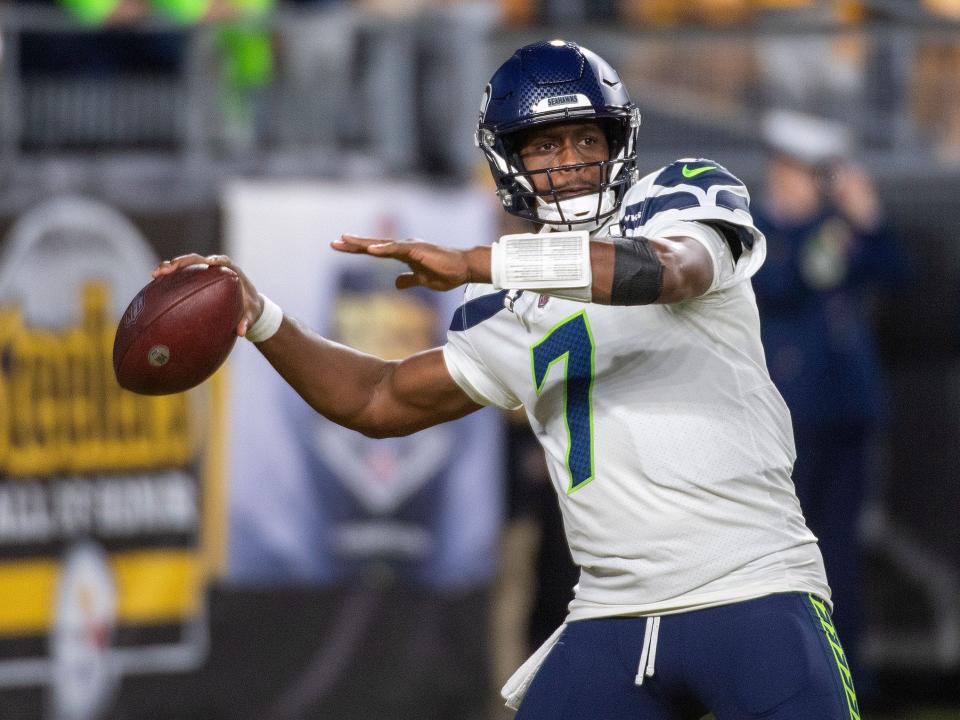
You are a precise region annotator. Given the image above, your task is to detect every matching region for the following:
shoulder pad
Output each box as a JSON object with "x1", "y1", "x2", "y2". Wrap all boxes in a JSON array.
[
  {"x1": 654, "y1": 158, "x2": 744, "y2": 191},
  {"x1": 618, "y1": 158, "x2": 754, "y2": 243}
]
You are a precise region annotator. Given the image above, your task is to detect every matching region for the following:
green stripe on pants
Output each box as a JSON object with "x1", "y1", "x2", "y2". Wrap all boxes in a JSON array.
[{"x1": 808, "y1": 594, "x2": 861, "y2": 720}]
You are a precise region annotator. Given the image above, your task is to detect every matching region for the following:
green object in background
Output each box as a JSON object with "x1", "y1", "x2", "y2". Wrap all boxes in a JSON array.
[
  {"x1": 219, "y1": 0, "x2": 276, "y2": 89},
  {"x1": 151, "y1": 0, "x2": 212, "y2": 24},
  {"x1": 59, "y1": 0, "x2": 273, "y2": 27},
  {"x1": 152, "y1": 0, "x2": 274, "y2": 24},
  {"x1": 219, "y1": 27, "x2": 274, "y2": 89},
  {"x1": 229, "y1": 0, "x2": 273, "y2": 17},
  {"x1": 58, "y1": 0, "x2": 122, "y2": 25}
]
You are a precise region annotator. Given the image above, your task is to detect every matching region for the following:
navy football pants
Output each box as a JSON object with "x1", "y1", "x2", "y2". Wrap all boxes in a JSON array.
[{"x1": 516, "y1": 593, "x2": 859, "y2": 720}]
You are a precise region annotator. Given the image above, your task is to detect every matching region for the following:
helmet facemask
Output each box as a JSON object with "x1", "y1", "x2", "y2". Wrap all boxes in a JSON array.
[{"x1": 479, "y1": 111, "x2": 640, "y2": 233}]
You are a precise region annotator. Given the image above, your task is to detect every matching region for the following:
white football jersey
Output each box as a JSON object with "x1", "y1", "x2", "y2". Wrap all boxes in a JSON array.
[{"x1": 444, "y1": 159, "x2": 830, "y2": 620}]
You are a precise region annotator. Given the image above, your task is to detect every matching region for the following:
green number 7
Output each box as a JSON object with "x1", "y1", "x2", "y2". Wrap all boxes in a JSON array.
[{"x1": 531, "y1": 310, "x2": 596, "y2": 493}]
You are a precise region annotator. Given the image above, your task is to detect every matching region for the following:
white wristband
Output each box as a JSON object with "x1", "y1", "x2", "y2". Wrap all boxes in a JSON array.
[
  {"x1": 490, "y1": 230, "x2": 592, "y2": 294},
  {"x1": 245, "y1": 294, "x2": 283, "y2": 343}
]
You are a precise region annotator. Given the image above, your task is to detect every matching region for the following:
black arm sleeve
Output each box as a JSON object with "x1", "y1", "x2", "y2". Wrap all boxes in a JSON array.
[{"x1": 610, "y1": 236, "x2": 664, "y2": 306}]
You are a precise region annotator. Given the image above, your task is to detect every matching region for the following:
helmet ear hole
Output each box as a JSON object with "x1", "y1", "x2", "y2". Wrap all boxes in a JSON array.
[
  {"x1": 599, "y1": 117, "x2": 629, "y2": 161},
  {"x1": 499, "y1": 131, "x2": 526, "y2": 172}
]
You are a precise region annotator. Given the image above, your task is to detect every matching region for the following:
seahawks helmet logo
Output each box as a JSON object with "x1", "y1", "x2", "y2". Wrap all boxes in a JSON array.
[
  {"x1": 531, "y1": 93, "x2": 591, "y2": 113},
  {"x1": 547, "y1": 94, "x2": 578, "y2": 107}
]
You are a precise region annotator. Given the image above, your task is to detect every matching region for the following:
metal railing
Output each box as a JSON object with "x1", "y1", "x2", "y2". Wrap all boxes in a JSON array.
[
  {"x1": 0, "y1": 6, "x2": 960, "y2": 171},
  {"x1": 1, "y1": 6, "x2": 959, "y2": 200}
]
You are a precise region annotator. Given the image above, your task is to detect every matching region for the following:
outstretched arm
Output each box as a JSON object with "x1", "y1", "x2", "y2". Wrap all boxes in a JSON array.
[
  {"x1": 153, "y1": 254, "x2": 482, "y2": 438},
  {"x1": 253, "y1": 319, "x2": 479, "y2": 438},
  {"x1": 332, "y1": 232, "x2": 713, "y2": 304}
]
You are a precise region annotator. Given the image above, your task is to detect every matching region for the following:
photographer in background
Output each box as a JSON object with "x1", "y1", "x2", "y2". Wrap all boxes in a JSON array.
[{"x1": 752, "y1": 110, "x2": 910, "y2": 705}]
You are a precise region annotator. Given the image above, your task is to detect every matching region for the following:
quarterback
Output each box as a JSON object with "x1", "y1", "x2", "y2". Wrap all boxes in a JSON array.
[{"x1": 157, "y1": 41, "x2": 859, "y2": 719}]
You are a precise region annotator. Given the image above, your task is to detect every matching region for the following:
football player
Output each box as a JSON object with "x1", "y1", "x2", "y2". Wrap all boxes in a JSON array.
[{"x1": 157, "y1": 40, "x2": 859, "y2": 719}]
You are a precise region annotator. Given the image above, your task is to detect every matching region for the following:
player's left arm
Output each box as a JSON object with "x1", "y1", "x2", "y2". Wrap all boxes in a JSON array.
[
  {"x1": 333, "y1": 233, "x2": 713, "y2": 305},
  {"x1": 587, "y1": 235, "x2": 713, "y2": 304}
]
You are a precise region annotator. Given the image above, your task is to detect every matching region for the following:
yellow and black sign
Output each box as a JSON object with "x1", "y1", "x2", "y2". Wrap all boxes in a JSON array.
[{"x1": 0, "y1": 197, "x2": 225, "y2": 719}]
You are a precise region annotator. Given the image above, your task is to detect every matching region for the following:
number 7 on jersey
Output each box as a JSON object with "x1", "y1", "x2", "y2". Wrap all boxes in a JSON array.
[{"x1": 531, "y1": 310, "x2": 596, "y2": 493}]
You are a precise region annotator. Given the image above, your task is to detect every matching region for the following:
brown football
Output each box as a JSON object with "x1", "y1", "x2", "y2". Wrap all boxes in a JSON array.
[{"x1": 113, "y1": 264, "x2": 243, "y2": 395}]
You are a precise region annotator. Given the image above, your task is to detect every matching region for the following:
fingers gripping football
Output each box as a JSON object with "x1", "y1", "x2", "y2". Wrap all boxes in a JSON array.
[{"x1": 153, "y1": 253, "x2": 263, "y2": 336}]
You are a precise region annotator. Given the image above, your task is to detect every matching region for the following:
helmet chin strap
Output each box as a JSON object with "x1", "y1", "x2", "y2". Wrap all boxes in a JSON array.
[{"x1": 535, "y1": 190, "x2": 616, "y2": 233}]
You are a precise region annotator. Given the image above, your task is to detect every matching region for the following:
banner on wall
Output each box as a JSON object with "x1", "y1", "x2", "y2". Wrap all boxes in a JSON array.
[
  {"x1": 224, "y1": 181, "x2": 504, "y2": 588},
  {"x1": 0, "y1": 197, "x2": 225, "y2": 720}
]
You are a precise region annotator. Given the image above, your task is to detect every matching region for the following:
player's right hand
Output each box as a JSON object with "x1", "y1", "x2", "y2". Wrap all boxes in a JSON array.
[{"x1": 152, "y1": 253, "x2": 263, "y2": 337}]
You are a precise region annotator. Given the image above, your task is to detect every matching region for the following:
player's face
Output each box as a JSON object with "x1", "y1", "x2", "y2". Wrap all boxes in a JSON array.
[{"x1": 516, "y1": 121, "x2": 610, "y2": 200}]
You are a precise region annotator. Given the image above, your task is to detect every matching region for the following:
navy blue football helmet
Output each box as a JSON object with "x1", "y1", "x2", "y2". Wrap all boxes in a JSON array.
[{"x1": 476, "y1": 40, "x2": 640, "y2": 231}]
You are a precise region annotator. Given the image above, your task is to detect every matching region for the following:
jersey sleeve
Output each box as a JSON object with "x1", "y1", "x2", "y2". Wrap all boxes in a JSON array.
[
  {"x1": 656, "y1": 219, "x2": 761, "y2": 293},
  {"x1": 443, "y1": 296, "x2": 523, "y2": 411},
  {"x1": 618, "y1": 158, "x2": 768, "y2": 292}
]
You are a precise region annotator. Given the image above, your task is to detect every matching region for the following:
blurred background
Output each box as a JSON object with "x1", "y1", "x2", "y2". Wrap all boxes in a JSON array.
[{"x1": 0, "y1": 0, "x2": 959, "y2": 718}]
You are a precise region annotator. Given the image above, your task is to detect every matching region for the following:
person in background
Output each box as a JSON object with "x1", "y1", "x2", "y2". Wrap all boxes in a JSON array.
[{"x1": 752, "y1": 109, "x2": 910, "y2": 701}]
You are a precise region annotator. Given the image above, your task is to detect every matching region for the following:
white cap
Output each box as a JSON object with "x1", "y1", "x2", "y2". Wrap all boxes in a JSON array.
[{"x1": 761, "y1": 109, "x2": 853, "y2": 166}]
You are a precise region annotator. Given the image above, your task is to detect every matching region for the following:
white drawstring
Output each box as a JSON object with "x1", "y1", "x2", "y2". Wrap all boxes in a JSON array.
[
  {"x1": 635, "y1": 616, "x2": 661, "y2": 685},
  {"x1": 503, "y1": 289, "x2": 532, "y2": 331},
  {"x1": 504, "y1": 289, "x2": 523, "y2": 314}
]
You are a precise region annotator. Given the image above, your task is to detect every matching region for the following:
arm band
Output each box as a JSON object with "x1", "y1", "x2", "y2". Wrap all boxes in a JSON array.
[
  {"x1": 610, "y1": 237, "x2": 664, "y2": 306},
  {"x1": 245, "y1": 294, "x2": 283, "y2": 343},
  {"x1": 491, "y1": 231, "x2": 591, "y2": 292}
]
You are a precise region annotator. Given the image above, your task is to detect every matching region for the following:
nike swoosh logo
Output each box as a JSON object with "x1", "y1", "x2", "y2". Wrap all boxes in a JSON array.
[{"x1": 682, "y1": 164, "x2": 717, "y2": 178}]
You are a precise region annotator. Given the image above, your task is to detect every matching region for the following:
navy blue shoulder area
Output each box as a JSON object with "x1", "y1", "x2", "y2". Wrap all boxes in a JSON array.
[
  {"x1": 449, "y1": 289, "x2": 509, "y2": 332},
  {"x1": 620, "y1": 160, "x2": 755, "y2": 245},
  {"x1": 654, "y1": 159, "x2": 744, "y2": 191}
]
